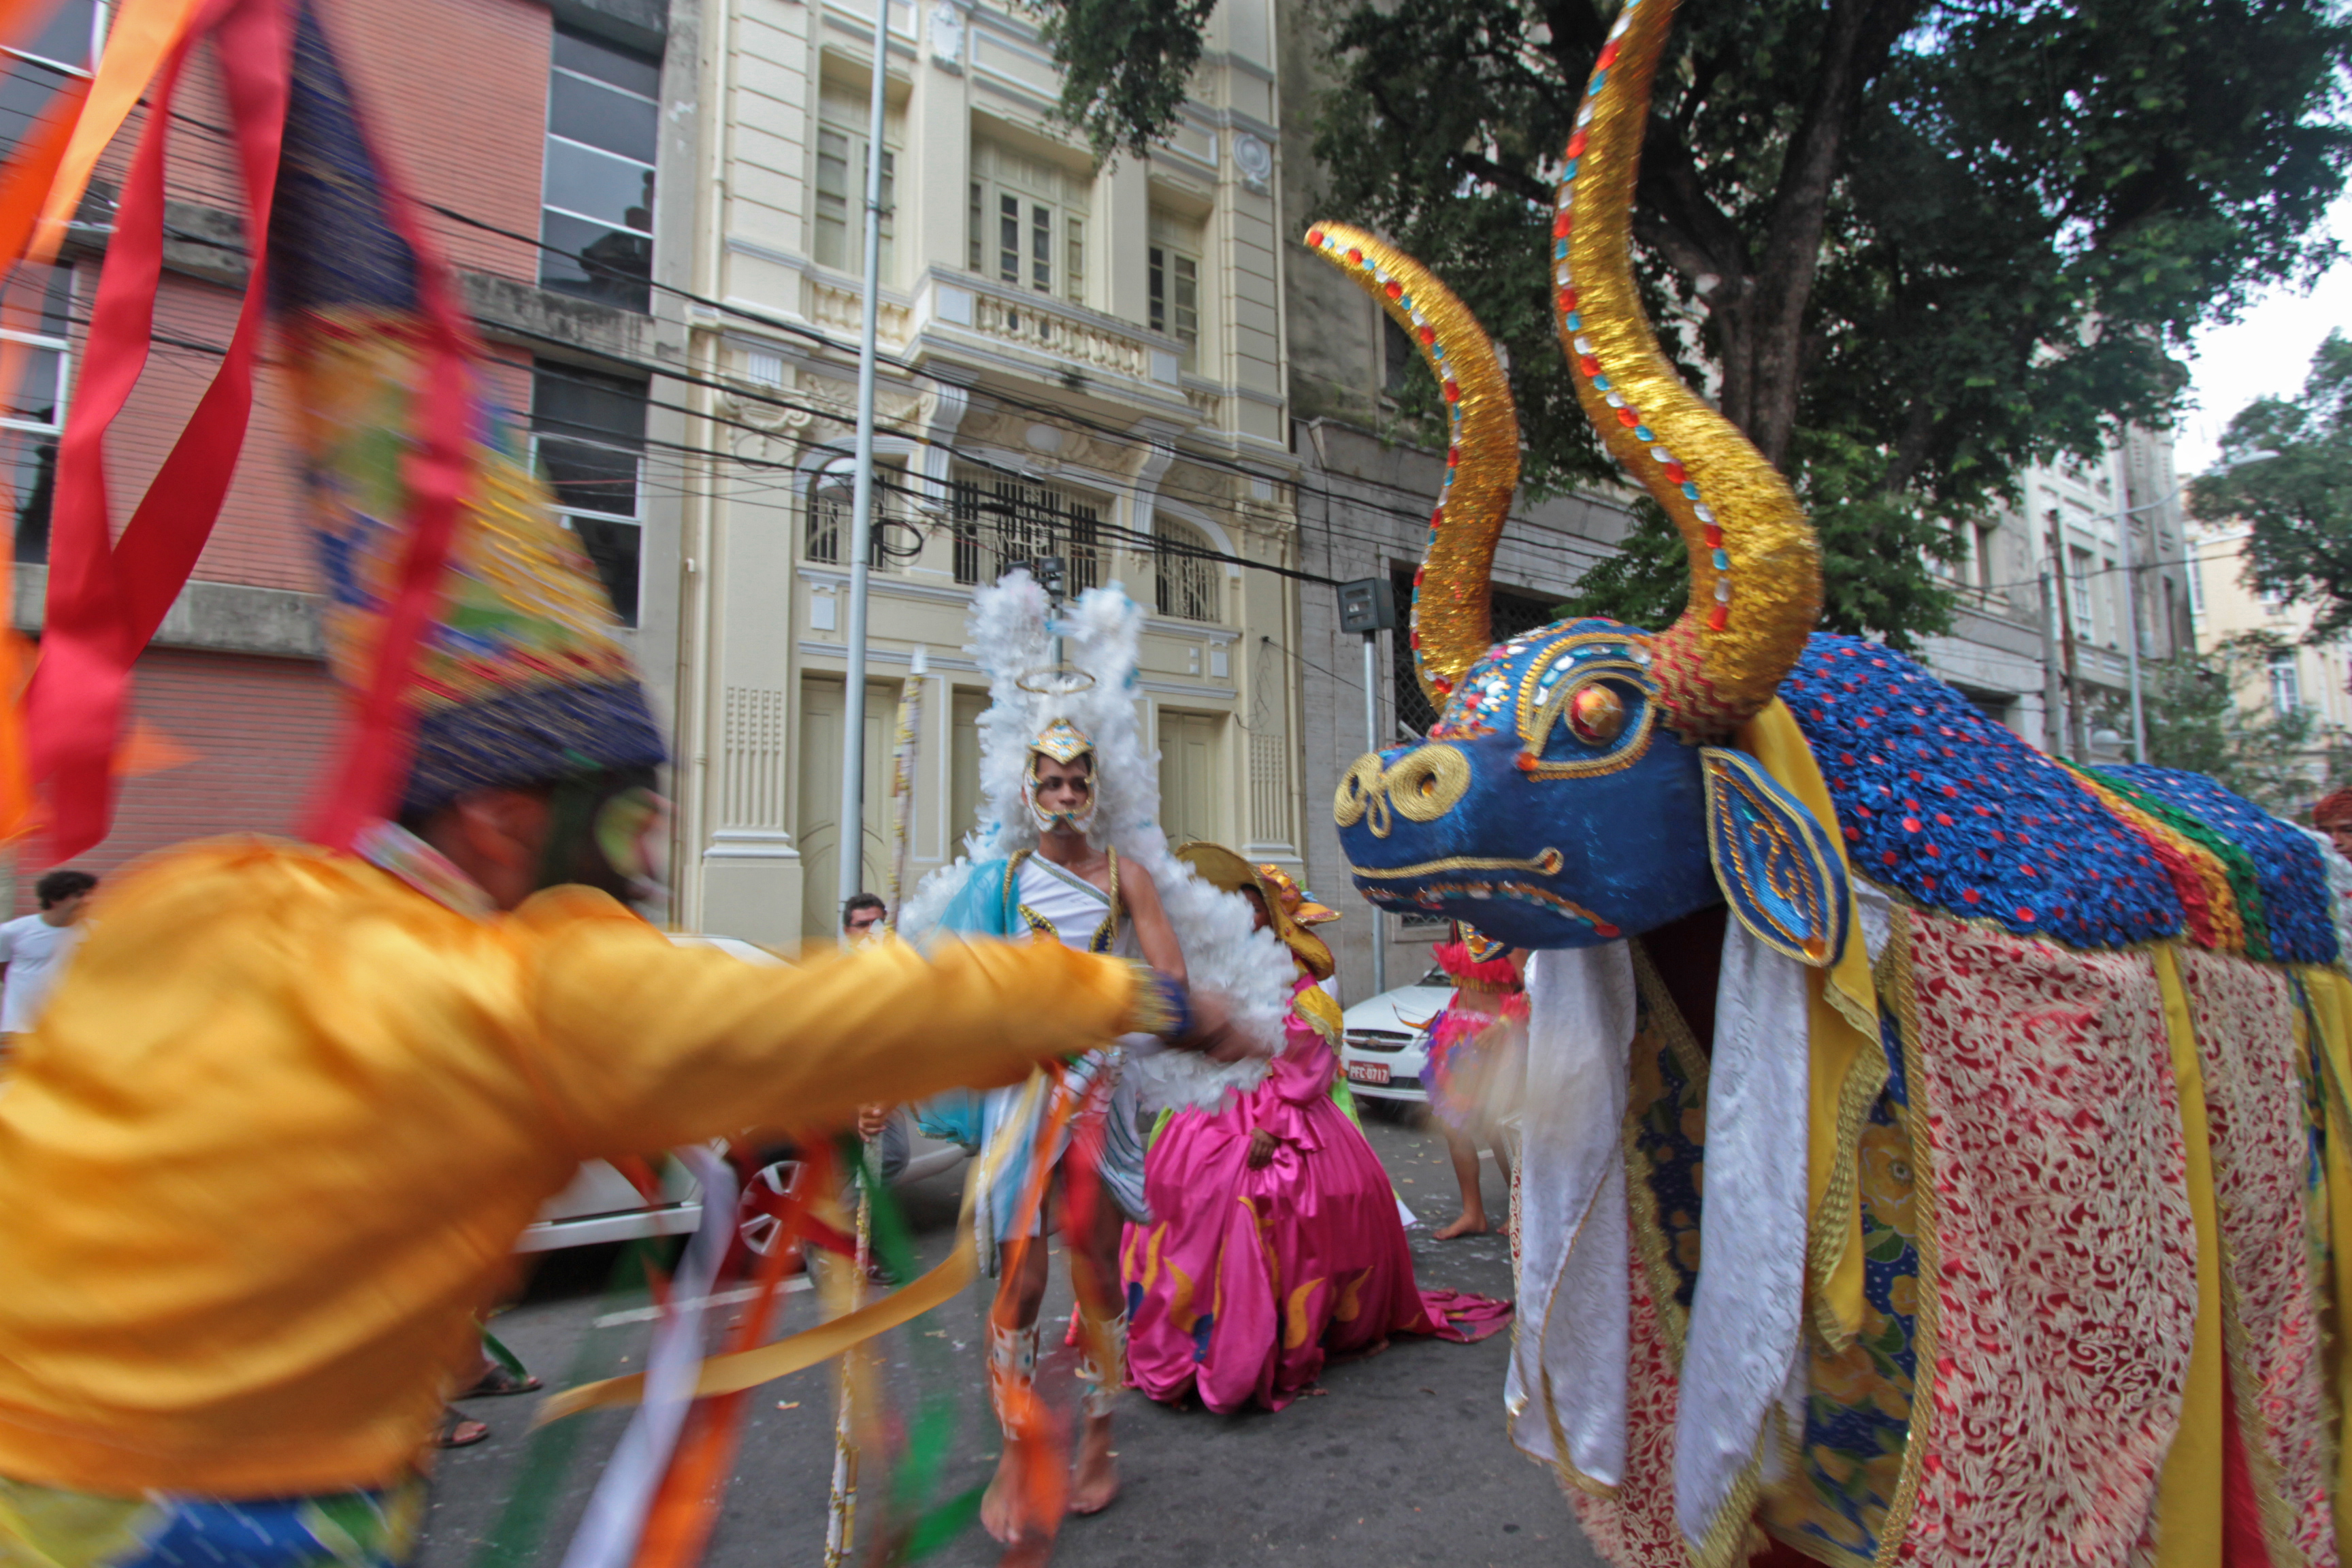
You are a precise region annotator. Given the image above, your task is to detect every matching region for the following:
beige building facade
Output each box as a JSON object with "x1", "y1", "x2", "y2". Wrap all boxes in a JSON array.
[
  {"x1": 670, "y1": 0, "x2": 1310, "y2": 944},
  {"x1": 2188, "y1": 521, "x2": 2352, "y2": 785},
  {"x1": 1922, "y1": 427, "x2": 2197, "y2": 753}
]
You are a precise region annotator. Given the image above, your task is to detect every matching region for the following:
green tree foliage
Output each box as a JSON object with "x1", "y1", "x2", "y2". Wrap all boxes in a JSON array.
[
  {"x1": 2131, "y1": 640, "x2": 2339, "y2": 815},
  {"x1": 2191, "y1": 333, "x2": 2352, "y2": 642},
  {"x1": 1027, "y1": 0, "x2": 1219, "y2": 163},
  {"x1": 1026, "y1": 0, "x2": 2352, "y2": 649}
]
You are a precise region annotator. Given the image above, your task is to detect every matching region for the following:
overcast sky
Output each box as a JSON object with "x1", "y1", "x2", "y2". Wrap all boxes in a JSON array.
[{"x1": 2174, "y1": 189, "x2": 2352, "y2": 478}]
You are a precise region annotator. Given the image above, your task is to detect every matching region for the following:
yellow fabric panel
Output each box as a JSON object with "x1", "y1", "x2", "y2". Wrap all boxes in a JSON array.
[
  {"x1": 2151, "y1": 944, "x2": 2225, "y2": 1568},
  {"x1": 2295, "y1": 964, "x2": 2352, "y2": 1568},
  {"x1": 1740, "y1": 699, "x2": 1878, "y2": 1349},
  {"x1": 0, "y1": 838, "x2": 1145, "y2": 1499}
]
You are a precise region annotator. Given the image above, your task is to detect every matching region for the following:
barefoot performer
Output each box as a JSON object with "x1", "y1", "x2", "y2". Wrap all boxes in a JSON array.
[
  {"x1": 1423, "y1": 924, "x2": 1528, "y2": 1241},
  {"x1": 901, "y1": 574, "x2": 1286, "y2": 1565}
]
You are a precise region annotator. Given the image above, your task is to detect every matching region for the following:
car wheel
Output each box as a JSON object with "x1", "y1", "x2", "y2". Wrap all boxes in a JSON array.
[{"x1": 738, "y1": 1159, "x2": 808, "y2": 1256}]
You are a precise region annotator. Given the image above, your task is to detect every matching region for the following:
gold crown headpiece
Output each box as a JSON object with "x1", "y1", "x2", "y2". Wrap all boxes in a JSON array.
[{"x1": 1029, "y1": 717, "x2": 1094, "y2": 766}]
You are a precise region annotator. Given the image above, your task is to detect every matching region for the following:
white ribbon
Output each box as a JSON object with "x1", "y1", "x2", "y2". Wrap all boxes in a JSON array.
[{"x1": 559, "y1": 1145, "x2": 740, "y2": 1568}]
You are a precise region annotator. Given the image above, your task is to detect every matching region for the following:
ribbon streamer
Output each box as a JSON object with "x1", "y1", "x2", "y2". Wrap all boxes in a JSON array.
[
  {"x1": 25, "y1": 0, "x2": 288, "y2": 860},
  {"x1": 557, "y1": 1146, "x2": 739, "y2": 1568},
  {"x1": 539, "y1": 1076, "x2": 1061, "y2": 1427}
]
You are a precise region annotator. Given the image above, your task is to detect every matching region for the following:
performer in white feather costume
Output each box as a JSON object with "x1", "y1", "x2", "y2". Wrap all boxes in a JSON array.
[{"x1": 898, "y1": 570, "x2": 1288, "y2": 1562}]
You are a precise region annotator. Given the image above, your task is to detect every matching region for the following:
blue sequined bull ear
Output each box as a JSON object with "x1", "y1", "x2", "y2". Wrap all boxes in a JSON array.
[{"x1": 1698, "y1": 747, "x2": 1852, "y2": 968}]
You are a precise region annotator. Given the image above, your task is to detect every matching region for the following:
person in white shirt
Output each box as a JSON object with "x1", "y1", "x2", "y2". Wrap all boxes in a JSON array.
[{"x1": 0, "y1": 868, "x2": 97, "y2": 1062}]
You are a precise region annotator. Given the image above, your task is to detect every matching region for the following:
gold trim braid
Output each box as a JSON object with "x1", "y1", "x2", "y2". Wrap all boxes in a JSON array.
[
  {"x1": 1872, "y1": 906, "x2": 1940, "y2": 1567},
  {"x1": 1554, "y1": 0, "x2": 1820, "y2": 740},
  {"x1": 1298, "y1": 222, "x2": 1520, "y2": 713}
]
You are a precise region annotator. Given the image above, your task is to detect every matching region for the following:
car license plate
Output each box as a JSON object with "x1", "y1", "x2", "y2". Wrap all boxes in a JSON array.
[{"x1": 1346, "y1": 1061, "x2": 1389, "y2": 1086}]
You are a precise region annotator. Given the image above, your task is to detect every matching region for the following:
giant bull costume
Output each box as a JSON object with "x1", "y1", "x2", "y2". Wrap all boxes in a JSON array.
[{"x1": 1308, "y1": 1, "x2": 2352, "y2": 1565}]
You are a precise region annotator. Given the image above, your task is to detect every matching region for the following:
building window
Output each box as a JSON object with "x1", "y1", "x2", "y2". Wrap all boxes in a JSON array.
[
  {"x1": 531, "y1": 361, "x2": 646, "y2": 625},
  {"x1": 2271, "y1": 656, "x2": 2302, "y2": 717},
  {"x1": 1382, "y1": 314, "x2": 1416, "y2": 398},
  {"x1": 804, "y1": 462, "x2": 898, "y2": 570},
  {"x1": 968, "y1": 138, "x2": 1086, "y2": 306},
  {"x1": 949, "y1": 468, "x2": 1098, "y2": 591},
  {"x1": 1147, "y1": 247, "x2": 1199, "y2": 370},
  {"x1": 813, "y1": 89, "x2": 895, "y2": 281},
  {"x1": 2187, "y1": 554, "x2": 2206, "y2": 618},
  {"x1": 5, "y1": 263, "x2": 71, "y2": 564},
  {"x1": 2068, "y1": 547, "x2": 2094, "y2": 632},
  {"x1": 540, "y1": 24, "x2": 659, "y2": 313},
  {"x1": 1147, "y1": 210, "x2": 1203, "y2": 373},
  {"x1": 1974, "y1": 520, "x2": 1998, "y2": 591},
  {"x1": 1, "y1": 1, "x2": 103, "y2": 159},
  {"x1": 1154, "y1": 517, "x2": 1220, "y2": 623}
]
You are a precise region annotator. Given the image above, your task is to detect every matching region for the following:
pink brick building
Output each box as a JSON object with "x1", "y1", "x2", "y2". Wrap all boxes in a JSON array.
[{"x1": 0, "y1": 0, "x2": 694, "y2": 903}]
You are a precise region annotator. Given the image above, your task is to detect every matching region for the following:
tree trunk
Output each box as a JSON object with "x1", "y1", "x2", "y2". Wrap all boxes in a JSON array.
[{"x1": 1639, "y1": 0, "x2": 1923, "y2": 466}]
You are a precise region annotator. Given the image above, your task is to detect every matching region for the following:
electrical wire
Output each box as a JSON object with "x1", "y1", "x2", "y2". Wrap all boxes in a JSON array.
[{"x1": 144, "y1": 102, "x2": 1638, "y2": 561}]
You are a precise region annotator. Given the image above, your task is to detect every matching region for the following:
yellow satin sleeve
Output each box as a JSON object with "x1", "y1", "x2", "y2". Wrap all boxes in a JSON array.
[{"x1": 0, "y1": 838, "x2": 1144, "y2": 1499}]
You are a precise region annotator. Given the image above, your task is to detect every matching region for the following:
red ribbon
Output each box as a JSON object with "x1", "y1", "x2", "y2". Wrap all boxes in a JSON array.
[{"x1": 23, "y1": 0, "x2": 288, "y2": 862}]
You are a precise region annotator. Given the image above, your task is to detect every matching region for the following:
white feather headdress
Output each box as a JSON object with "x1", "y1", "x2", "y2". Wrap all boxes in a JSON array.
[{"x1": 900, "y1": 570, "x2": 1288, "y2": 1110}]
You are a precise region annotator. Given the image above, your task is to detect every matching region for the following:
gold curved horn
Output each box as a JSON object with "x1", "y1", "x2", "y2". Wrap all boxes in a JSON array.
[
  {"x1": 1300, "y1": 224, "x2": 1518, "y2": 711},
  {"x1": 1556, "y1": 0, "x2": 1819, "y2": 740}
]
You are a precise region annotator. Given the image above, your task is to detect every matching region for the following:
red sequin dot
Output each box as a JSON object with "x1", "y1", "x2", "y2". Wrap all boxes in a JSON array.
[
  {"x1": 1596, "y1": 39, "x2": 1620, "y2": 67},
  {"x1": 1594, "y1": 923, "x2": 1621, "y2": 939},
  {"x1": 1579, "y1": 355, "x2": 1601, "y2": 378},
  {"x1": 1559, "y1": 288, "x2": 1578, "y2": 312},
  {"x1": 1346, "y1": 248, "x2": 1363, "y2": 264},
  {"x1": 1703, "y1": 525, "x2": 1723, "y2": 549},
  {"x1": 1447, "y1": 446, "x2": 1460, "y2": 467},
  {"x1": 1708, "y1": 604, "x2": 1729, "y2": 632},
  {"x1": 2016, "y1": 907, "x2": 2036, "y2": 923},
  {"x1": 1443, "y1": 382, "x2": 1462, "y2": 403},
  {"x1": 1902, "y1": 817, "x2": 1921, "y2": 833},
  {"x1": 1307, "y1": 228, "x2": 1326, "y2": 248},
  {"x1": 1661, "y1": 461, "x2": 1687, "y2": 485},
  {"x1": 1566, "y1": 129, "x2": 1588, "y2": 158},
  {"x1": 1962, "y1": 888, "x2": 1981, "y2": 905},
  {"x1": 1418, "y1": 326, "x2": 1436, "y2": 346},
  {"x1": 1384, "y1": 280, "x2": 1402, "y2": 300},
  {"x1": 1616, "y1": 407, "x2": 1638, "y2": 427},
  {"x1": 1552, "y1": 212, "x2": 1573, "y2": 239}
]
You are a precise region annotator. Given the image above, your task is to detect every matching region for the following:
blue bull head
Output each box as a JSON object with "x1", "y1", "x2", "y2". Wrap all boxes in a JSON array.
[
  {"x1": 1334, "y1": 617, "x2": 1850, "y2": 960},
  {"x1": 1335, "y1": 621, "x2": 1712, "y2": 949},
  {"x1": 1308, "y1": 18, "x2": 1850, "y2": 957}
]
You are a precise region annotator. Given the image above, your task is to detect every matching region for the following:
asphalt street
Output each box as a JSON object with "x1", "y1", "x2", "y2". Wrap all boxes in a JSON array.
[{"x1": 414, "y1": 1108, "x2": 1602, "y2": 1568}]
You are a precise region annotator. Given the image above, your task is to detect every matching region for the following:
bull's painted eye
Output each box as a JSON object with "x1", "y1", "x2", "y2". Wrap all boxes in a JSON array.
[{"x1": 1568, "y1": 685, "x2": 1626, "y2": 746}]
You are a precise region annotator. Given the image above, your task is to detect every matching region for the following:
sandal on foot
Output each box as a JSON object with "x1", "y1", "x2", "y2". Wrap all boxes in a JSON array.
[
  {"x1": 461, "y1": 1364, "x2": 542, "y2": 1398},
  {"x1": 436, "y1": 1409, "x2": 490, "y2": 1448}
]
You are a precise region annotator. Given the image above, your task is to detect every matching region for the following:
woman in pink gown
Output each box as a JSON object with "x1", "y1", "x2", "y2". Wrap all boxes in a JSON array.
[{"x1": 1122, "y1": 845, "x2": 1510, "y2": 1413}]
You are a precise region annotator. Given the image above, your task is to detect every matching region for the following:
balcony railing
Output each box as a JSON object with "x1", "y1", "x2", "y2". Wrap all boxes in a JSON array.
[{"x1": 922, "y1": 267, "x2": 1183, "y2": 390}]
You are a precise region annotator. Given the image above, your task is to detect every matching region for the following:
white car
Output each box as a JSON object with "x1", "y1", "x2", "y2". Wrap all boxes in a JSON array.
[{"x1": 1337, "y1": 965, "x2": 1454, "y2": 1107}]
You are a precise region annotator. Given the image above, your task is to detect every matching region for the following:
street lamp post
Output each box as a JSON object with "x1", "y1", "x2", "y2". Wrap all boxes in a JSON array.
[{"x1": 833, "y1": 0, "x2": 893, "y2": 923}]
